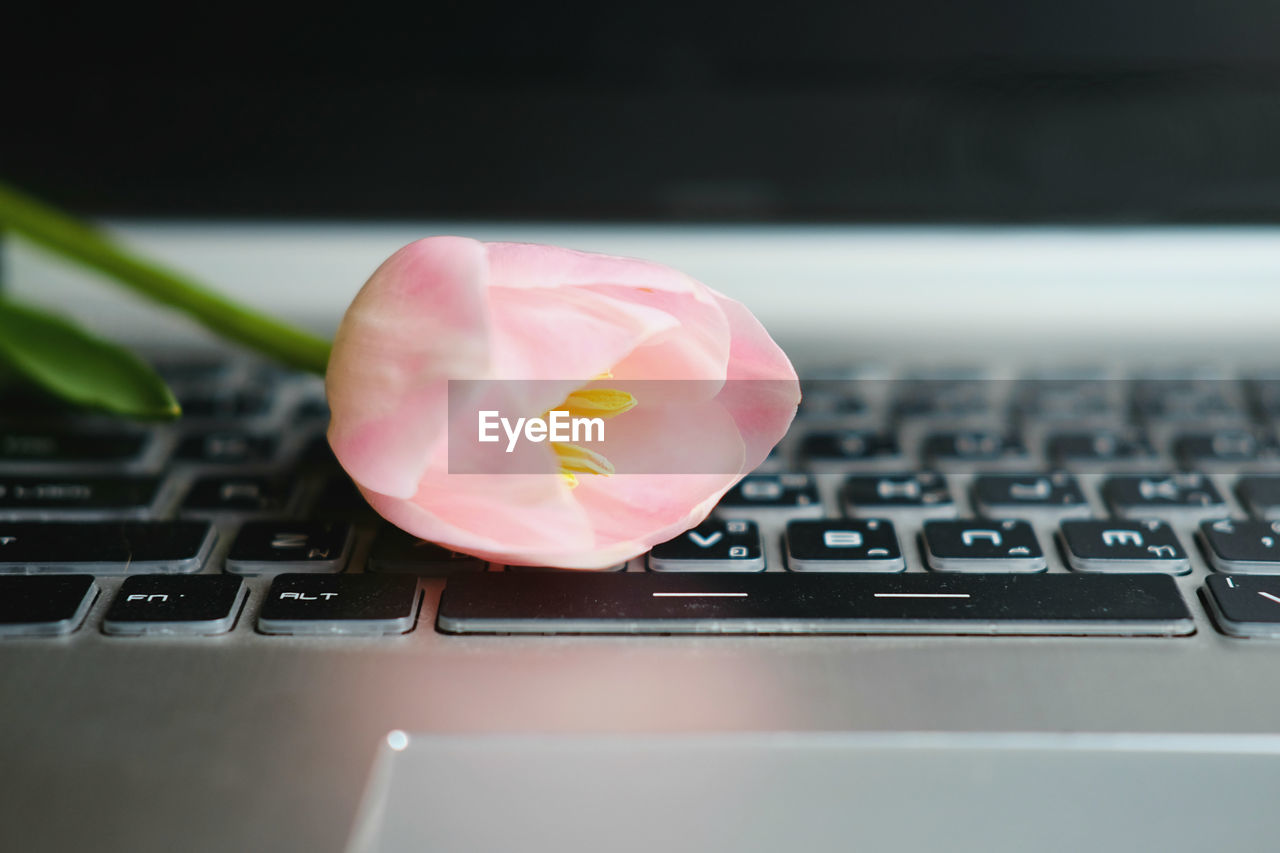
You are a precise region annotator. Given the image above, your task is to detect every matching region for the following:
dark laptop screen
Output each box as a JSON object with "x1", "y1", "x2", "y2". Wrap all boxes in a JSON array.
[{"x1": 6, "y1": 1, "x2": 1280, "y2": 221}]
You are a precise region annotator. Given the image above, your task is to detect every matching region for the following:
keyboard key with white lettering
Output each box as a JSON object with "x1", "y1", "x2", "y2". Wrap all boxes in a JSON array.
[
  {"x1": 1198, "y1": 519, "x2": 1280, "y2": 574},
  {"x1": 258, "y1": 574, "x2": 419, "y2": 635},
  {"x1": 717, "y1": 474, "x2": 823, "y2": 517},
  {"x1": 648, "y1": 519, "x2": 765, "y2": 572},
  {"x1": 971, "y1": 472, "x2": 1090, "y2": 517},
  {"x1": 226, "y1": 520, "x2": 353, "y2": 575},
  {"x1": 1103, "y1": 473, "x2": 1226, "y2": 518},
  {"x1": 843, "y1": 471, "x2": 955, "y2": 517},
  {"x1": 103, "y1": 575, "x2": 246, "y2": 635},
  {"x1": 181, "y1": 476, "x2": 297, "y2": 514},
  {"x1": 1059, "y1": 519, "x2": 1190, "y2": 574},
  {"x1": 0, "y1": 476, "x2": 163, "y2": 519},
  {"x1": 921, "y1": 520, "x2": 1046, "y2": 572},
  {"x1": 785, "y1": 519, "x2": 905, "y2": 572},
  {"x1": 1204, "y1": 574, "x2": 1280, "y2": 637}
]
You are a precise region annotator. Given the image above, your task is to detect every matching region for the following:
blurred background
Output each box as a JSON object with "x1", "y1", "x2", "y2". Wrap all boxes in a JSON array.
[{"x1": 5, "y1": 0, "x2": 1280, "y2": 222}]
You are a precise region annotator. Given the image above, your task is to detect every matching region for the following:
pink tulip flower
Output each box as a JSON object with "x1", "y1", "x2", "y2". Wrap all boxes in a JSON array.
[{"x1": 326, "y1": 236, "x2": 800, "y2": 568}]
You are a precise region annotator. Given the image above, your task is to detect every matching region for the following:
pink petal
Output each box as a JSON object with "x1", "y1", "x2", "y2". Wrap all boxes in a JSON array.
[
  {"x1": 487, "y1": 242, "x2": 703, "y2": 293},
  {"x1": 326, "y1": 236, "x2": 491, "y2": 498},
  {"x1": 707, "y1": 289, "x2": 801, "y2": 472}
]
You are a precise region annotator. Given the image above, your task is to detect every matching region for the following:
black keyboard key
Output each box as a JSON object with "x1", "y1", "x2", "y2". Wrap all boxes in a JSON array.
[
  {"x1": 717, "y1": 474, "x2": 823, "y2": 517},
  {"x1": 1249, "y1": 378, "x2": 1280, "y2": 417},
  {"x1": 795, "y1": 387, "x2": 869, "y2": 419},
  {"x1": 971, "y1": 472, "x2": 1089, "y2": 517},
  {"x1": 300, "y1": 434, "x2": 339, "y2": 467},
  {"x1": 102, "y1": 575, "x2": 246, "y2": 636},
  {"x1": 1204, "y1": 574, "x2": 1280, "y2": 637},
  {"x1": 258, "y1": 573, "x2": 419, "y2": 635},
  {"x1": 921, "y1": 519, "x2": 1046, "y2": 572},
  {"x1": 309, "y1": 474, "x2": 373, "y2": 517},
  {"x1": 648, "y1": 519, "x2": 764, "y2": 572},
  {"x1": 179, "y1": 389, "x2": 272, "y2": 420},
  {"x1": 843, "y1": 471, "x2": 955, "y2": 517},
  {"x1": 892, "y1": 381, "x2": 992, "y2": 421},
  {"x1": 152, "y1": 354, "x2": 237, "y2": 386},
  {"x1": 0, "y1": 521, "x2": 214, "y2": 574},
  {"x1": 175, "y1": 432, "x2": 278, "y2": 465},
  {"x1": 0, "y1": 476, "x2": 162, "y2": 518},
  {"x1": 800, "y1": 430, "x2": 903, "y2": 470},
  {"x1": 1174, "y1": 430, "x2": 1262, "y2": 468},
  {"x1": 0, "y1": 575, "x2": 97, "y2": 637},
  {"x1": 1014, "y1": 379, "x2": 1125, "y2": 426},
  {"x1": 225, "y1": 520, "x2": 353, "y2": 575},
  {"x1": 1236, "y1": 476, "x2": 1280, "y2": 520},
  {"x1": 181, "y1": 476, "x2": 296, "y2": 514},
  {"x1": 1198, "y1": 519, "x2": 1280, "y2": 574},
  {"x1": 436, "y1": 572, "x2": 1194, "y2": 636},
  {"x1": 1103, "y1": 473, "x2": 1226, "y2": 518},
  {"x1": 1047, "y1": 431, "x2": 1156, "y2": 468},
  {"x1": 0, "y1": 430, "x2": 151, "y2": 465},
  {"x1": 785, "y1": 519, "x2": 905, "y2": 572},
  {"x1": 1135, "y1": 381, "x2": 1247, "y2": 424},
  {"x1": 1059, "y1": 519, "x2": 1190, "y2": 574},
  {"x1": 368, "y1": 527, "x2": 486, "y2": 575},
  {"x1": 922, "y1": 430, "x2": 1029, "y2": 469},
  {"x1": 293, "y1": 396, "x2": 331, "y2": 423}
]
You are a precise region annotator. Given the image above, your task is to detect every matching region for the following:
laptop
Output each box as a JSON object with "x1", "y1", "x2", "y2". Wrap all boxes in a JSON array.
[{"x1": 5, "y1": 4, "x2": 1280, "y2": 852}]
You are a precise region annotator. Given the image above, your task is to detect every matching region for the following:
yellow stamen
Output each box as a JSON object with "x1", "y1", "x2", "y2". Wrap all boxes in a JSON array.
[
  {"x1": 552, "y1": 442, "x2": 616, "y2": 476},
  {"x1": 556, "y1": 388, "x2": 637, "y2": 420},
  {"x1": 542, "y1": 386, "x2": 636, "y2": 488}
]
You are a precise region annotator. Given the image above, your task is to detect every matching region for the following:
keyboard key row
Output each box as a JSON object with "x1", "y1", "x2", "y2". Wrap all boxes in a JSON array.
[
  {"x1": 10, "y1": 560, "x2": 1280, "y2": 639},
  {"x1": 724, "y1": 471, "x2": 1234, "y2": 519},
  {"x1": 0, "y1": 573, "x2": 420, "y2": 637},
  {"x1": 655, "y1": 516, "x2": 1280, "y2": 576},
  {"x1": 4, "y1": 514, "x2": 1280, "y2": 577},
  {"x1": 789, "y1": 428, "x2": 1280, "y2": 469},
  {"x1": 0, "y1": 428, "x2": 328, "y2": 469},
  {"x1": 0, "y1": 520, "x2": 359, "y2": 575}
]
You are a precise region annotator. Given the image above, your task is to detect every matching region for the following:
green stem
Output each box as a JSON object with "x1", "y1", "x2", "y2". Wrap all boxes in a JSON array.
[{"x1": 0, "y1": 181, "x2": 331, "y2": 374}]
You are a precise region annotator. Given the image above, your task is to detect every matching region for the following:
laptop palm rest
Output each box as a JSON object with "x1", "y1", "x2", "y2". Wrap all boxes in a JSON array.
[{"x1": 347, "y1": 732, "x2": 1280, "y2": 853}]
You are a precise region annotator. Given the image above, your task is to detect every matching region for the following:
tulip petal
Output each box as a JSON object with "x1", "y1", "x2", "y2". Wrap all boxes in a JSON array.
[
  {"x1": 487, "y1": 242, "x2": 703, "y2": 293},
  {"x1": 327, "y1": 236, "x2": 491, "y2": 498},
  {"x1": 706, "y1": 288, "x2": 801, "y2": 473}
]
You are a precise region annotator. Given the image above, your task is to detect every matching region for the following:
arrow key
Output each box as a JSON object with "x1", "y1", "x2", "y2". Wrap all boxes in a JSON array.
[{"x1": 649, "y1": 519, "x2": 765, "y2": 572}]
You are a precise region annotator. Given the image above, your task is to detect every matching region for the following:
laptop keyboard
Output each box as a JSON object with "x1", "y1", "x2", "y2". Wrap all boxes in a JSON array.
[{"x1": 3, "y1": 358, "x2": 1280, "y2": 639}]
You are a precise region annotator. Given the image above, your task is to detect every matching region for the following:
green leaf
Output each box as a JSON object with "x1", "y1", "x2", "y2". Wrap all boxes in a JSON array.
[
  {"x1": 0, "y1": 298, "x2": 181, "y2": 420},
  {"x1": 0, "y1": 181, "x2": 331, "y2": 374}
]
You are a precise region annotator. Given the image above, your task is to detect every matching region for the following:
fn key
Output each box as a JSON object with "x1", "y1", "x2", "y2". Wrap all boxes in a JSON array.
[{"x1": 258, "y1": 574, "x2": 419, "y2": 636}]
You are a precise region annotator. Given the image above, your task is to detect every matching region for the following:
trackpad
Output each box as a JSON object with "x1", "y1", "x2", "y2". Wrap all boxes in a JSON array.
[{"x1": 347, "y1": 732, "x2": 1280, "y2": 853}]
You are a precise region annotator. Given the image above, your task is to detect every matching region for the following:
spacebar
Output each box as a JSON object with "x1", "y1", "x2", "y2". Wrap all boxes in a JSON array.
[{"x1": 435, "y1": 572, "x2": 1195, "y2": 636}]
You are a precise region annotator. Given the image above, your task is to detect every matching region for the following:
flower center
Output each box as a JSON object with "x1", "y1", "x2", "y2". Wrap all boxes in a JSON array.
[{"x1": 544, "y1": 387, "x2": 636, "y2": 488}]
